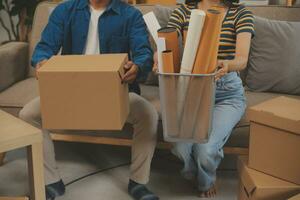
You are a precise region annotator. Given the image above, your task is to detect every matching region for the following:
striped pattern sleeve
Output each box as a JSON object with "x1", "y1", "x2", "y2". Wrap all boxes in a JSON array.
[
  {"x1": 235, "y1": 7, "x2": 255, "y2": 36},
  {"x1": 167, "y1": 5, "x2": 186, "y2": 34}
]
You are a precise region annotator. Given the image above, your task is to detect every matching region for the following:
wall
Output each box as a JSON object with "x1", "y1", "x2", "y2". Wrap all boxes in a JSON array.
[{"x1": 0, "y1": 1, "x2": 18, "y2": 44}]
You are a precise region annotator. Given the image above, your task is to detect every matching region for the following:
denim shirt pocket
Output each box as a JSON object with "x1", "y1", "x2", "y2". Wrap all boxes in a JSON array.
[{"x1": 109, "y1": 35, "x2": 129, "y2": 53}]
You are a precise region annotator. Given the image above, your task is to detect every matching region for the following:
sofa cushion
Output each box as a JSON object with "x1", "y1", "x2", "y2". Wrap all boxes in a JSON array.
[
  {"x1": 0, "y1": 78, "x2": 39, "y2": 108},
  {"x1": 226, "y1": 126, "x2": 250, "y2": 148},
  {"x1": 0, "y1": 42, "x2": 28, "y2": 92},
  {"x1": 246, "y1": 17, "x2": 300, "y2": 95}
]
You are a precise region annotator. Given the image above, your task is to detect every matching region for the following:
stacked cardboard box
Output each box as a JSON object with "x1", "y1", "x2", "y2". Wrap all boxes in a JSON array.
[
  {"x1": 238, "y1": 96, "x2": 300, "y2": 200},
  {"x1": 288, "y1": 194, "x2": 300, "y2": 200}
]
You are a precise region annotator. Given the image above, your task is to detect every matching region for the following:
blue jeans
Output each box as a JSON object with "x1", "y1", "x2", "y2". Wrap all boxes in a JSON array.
[{"x1": 172, "y1": 72, "x2": 246, "y2": 191}]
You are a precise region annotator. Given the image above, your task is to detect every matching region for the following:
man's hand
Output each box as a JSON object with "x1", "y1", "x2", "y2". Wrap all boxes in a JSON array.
[
  {"x1": 215, "y1": 60, "x2": 229, "y2": 81},
  {"x1": 122, "y1": 61, "x2": 139, "y2": 84},
  {"x1": 35, "y1": 59, "x2": 48, "y2": 80}
]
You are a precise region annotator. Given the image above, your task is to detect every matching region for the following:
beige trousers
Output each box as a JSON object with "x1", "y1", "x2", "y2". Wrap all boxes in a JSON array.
[{"x1": 19, "y1": 93, "x2": 158, "y2": 185}]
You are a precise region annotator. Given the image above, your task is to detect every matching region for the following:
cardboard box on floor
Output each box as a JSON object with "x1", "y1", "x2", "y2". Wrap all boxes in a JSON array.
[
  {"x1": 238, "y1": 156, "x2": 300, "y2": 200},
  {"x1": 247, "y1": 96, "x2": 300, "y2": 185},
  {"x1": 38, "y1": 54, "x2": 129, "y2": 130},
  {"x1": 288, "y1": 194, "x2": 300, "y2": 200}
]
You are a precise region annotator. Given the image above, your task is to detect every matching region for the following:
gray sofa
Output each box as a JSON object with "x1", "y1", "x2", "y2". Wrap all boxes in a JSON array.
[{"x1": 0, "y1": 2, "x2": 300, "y2": 160}]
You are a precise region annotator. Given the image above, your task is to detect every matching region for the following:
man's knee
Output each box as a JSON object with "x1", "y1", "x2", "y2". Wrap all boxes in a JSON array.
[
  {"x1": 130, "y1": 94, "x2": 159, "y2": 128},
  {"x1": 19, "y1": 106, "x2": 34, "y2": 122},
  {"x1": 19, "y1": 98, "x2": 41, "y2": 126}
]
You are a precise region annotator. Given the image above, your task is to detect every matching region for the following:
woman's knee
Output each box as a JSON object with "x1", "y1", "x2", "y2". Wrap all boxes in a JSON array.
[
  {"x1": 172, "y1": 143, "x2": 193, "y2": 160},
  {"x1": 192, "y1": 144, "x2": 222, "y2": 170}
]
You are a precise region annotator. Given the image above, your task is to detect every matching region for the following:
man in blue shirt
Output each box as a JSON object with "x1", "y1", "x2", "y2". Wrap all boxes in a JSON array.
[{"x1": 19, "y1": 0, "x2": 159, "y2": 200}]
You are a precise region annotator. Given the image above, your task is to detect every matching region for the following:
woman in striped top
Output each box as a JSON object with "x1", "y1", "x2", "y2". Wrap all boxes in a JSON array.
[{"x1": 165, "y1": 0, "x2": 254, "y2": 198}]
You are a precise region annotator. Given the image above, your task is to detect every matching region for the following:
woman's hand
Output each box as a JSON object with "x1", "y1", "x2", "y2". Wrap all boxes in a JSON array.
[
  {"x1": 153, "y1": 51, "x2": 158, "y2": 73},
  {"x1": 215, "y1": 60, "x2": 229, "y2": 81}
]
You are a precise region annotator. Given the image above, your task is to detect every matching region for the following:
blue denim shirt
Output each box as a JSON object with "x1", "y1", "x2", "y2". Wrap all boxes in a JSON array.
[{"x1": 32, "y1": 0, "x2": 153, "y2": 94}]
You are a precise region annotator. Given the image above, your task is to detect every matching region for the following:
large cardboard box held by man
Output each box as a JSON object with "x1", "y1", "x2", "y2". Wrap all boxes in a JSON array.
[
  {"x1": 38, "y1": 54, "x2": 129, "y2": 130},
  {"x1": 247, "y1": 96, "x2": 300, "y2": 185},
  {"x1": 238, "y1": 156, "x2": 300, "y2": 200}
]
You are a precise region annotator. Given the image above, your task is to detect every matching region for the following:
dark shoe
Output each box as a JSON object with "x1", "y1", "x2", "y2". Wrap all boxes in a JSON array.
[
  {"x1": 128, "y1": 179, "x2": 159, "y2": 200},
  {"x1": 45, "y1": 179, "x2": 65, "y2": 200}
]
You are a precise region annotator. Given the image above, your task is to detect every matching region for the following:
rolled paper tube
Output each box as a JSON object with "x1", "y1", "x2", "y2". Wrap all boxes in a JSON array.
[
  {"x1": 192, "y1": 9, "x2": 222, "y2": 74},
  {"x1": 143, "y1": 12, "x2": 161, "y2": 44},
  {"x1": 211, "y1": 5, "x2": 226, "y2": 12},
  {"x1": 177, "y1": 10, "x2": 206, "y2": 124},
  {"x1": 207, "y1": 7, "x2": 224, "y2": 73},
  {"x1": 183, "y1": 29, "x2": 188, "y2": 47},
  {"x1": 193, "y1": 76, "x2": 215, "y2": 142},
  {"x1": 162, "y1": 50, "x2": 175, "y2": 73},
  {"x1": 207, "y1": 28, "x2": 221, "y2": 74},
  {"x1": 158, "y1": 27, "x2": 180, "y2": 73},
  {"x1": 179, "y1": 76, "x2": 206, "y2": 139},
  {"x1": 160, "y1": 50, "x2": 179, "y2": 138},
  {"x1": 157, "y1": 37, "x2": 166, "y2": 73},
  {"x1": 181, "y1": 9, "x2": 206, "y2": 74}
]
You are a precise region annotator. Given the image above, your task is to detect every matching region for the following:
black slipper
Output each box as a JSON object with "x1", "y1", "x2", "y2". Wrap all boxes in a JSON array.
[
  {"x1": 128, "y1": 180, "x2": 159, "y2": 200},
  {"x1": 45, "y1": 179, "x2": 65, "y2": 200}
]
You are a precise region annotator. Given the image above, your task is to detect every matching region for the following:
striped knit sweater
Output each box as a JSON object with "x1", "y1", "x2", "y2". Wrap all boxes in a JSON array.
[{"x1": 167, "y1": 2, "x2": 255, "y2": 60}]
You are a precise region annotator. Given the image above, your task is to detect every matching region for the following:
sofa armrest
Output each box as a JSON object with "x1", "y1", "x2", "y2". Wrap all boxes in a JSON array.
[{"x1": 0, "y1": 42, "x2": 29, "y2": 92}]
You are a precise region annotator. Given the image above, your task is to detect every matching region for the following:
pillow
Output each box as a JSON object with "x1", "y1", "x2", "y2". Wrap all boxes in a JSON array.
[
  {"x1": 0, "y1": 42, "x2": 28, "y2": 92},
  {"x1": 246, "y1": 16, "x2": 300, "y2": 95}
]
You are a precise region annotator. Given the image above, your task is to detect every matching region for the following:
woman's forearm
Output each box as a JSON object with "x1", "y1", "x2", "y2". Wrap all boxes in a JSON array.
[{"x1": 226, "y1": 56, "x2": 248, "y2": 72}]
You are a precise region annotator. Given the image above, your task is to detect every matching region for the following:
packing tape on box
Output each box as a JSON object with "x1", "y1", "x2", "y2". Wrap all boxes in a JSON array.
[
  {"x1": 192, "y1": 9, "x2": 222, "y2": 74},
  {"x1": 158, "y1": 27, "x2": 180, "y2": 73}
]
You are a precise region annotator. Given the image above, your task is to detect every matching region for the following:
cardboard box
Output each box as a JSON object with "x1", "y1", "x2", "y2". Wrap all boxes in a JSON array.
[
  {"x1": 238, "y1": 156, "x2": 300, "y2": 200},
  {"x1": 38, "y1": 54, "x2": 129, "y2": 130},
  {"x1": 288, "y1": 194, "x2": 300, "y2": 200},
  {"x1": 247, "y1": 96, "x2": 300, "y2": 185}
]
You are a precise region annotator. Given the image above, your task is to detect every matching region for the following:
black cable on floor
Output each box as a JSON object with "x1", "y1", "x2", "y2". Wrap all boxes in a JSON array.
[{"x1": 65, "y1": 162, "x2": 130, "y2": 187}]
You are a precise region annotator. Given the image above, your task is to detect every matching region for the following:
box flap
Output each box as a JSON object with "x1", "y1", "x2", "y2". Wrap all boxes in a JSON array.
[
  {"x1": 288, "y1": 194, "x2": 300, "y2": 200},
  {"x1": 248, "y1": 96, "x2": 300, "y2": 134},
  {"x1": 238, "y1": 157, "x2": 300, "y2": 191},
  {"x1": 39, "y1": 54, "x2": 128, "y2": 72},
  {"x1": 238, "y1": 156, "x2": 257, "y2": 196}
]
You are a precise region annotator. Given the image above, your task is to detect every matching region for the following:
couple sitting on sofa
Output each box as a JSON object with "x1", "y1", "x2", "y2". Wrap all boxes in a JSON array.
[{"x1": 19, "y1": 0, "x2": 254, "y2": 199}]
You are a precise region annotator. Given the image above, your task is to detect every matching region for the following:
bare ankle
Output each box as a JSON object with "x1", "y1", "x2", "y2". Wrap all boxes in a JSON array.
[{"x1": 198, "y1": 185, "x2": 216, "y2": 198}]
